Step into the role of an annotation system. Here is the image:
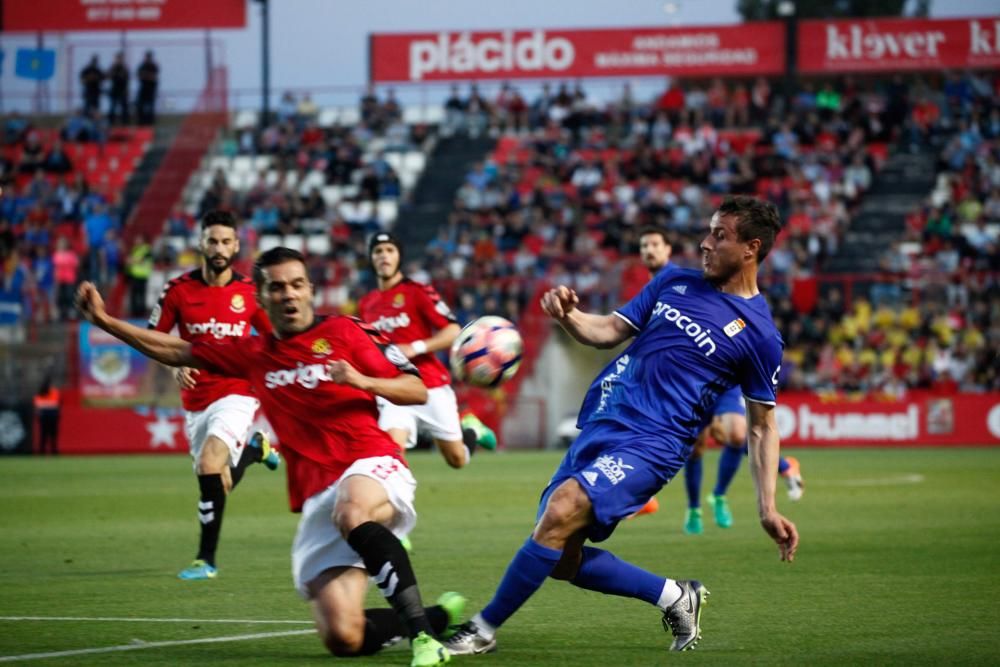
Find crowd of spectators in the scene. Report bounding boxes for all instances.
[189,87,420,244]
[3,71,998,397]
[415,72,999,395]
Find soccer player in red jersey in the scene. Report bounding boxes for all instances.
[149,210,280,581]
[360,232,495,468]
[77,247,457,667]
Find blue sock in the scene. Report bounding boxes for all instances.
[684,457,703,509]
[778,456,790,474]
[713,445,744,496]
[480,537,562,629]
[570,546,666,606]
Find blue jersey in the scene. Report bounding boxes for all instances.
[577,264,783,455]
[712,385,745,418]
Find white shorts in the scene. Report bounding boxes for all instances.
[377,385,462,449]
[184,394,260,470]
[291,456,418,598]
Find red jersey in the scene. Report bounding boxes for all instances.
[191,316,412,512]
[358,277,457,389]
[149,270,272,412]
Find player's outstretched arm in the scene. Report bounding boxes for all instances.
[327,360,428,405]
[540,285,634,349]
[398,322,461,359]
[746,400,799,562]
[75,281,199,368]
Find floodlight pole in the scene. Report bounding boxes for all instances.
[258,0,271,126]
[778,1,798,102]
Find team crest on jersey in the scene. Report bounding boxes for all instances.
[724,318,746,337]
[393,293,405,308]
[311,338,331,356]
[230,294,246,313]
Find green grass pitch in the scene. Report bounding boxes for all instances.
[2,448,999,665]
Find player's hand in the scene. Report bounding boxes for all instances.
[540,285,579,320]
[760,511,799,562]
[396,342,417,359]
[327,359,363,389]
[173,367,200,390]
[75,281,106,324]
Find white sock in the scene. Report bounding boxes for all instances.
[463,445,471,465]
[656,579,683,610]
[471,612,496,639]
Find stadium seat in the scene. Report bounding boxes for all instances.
[258,234,282,252]
[338,106,361,126]
[252,155,272,172]
[402,106,424,125]
[321,185,342,206]
[306,234,332,256]
[403,151,426,174]
[234,109,258,129]
[384,152,404,173]
[232,156,254,174]
[377,200,399,226]
[283,234,306,252]
[317,107,339,128]
[208,156,230,172]
[424,104,446,125]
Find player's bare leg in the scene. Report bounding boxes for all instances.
[706,414,744,529]
[178,436,231,580]
[683,431,708,534]
[179,433,277,580]
[435,437,470,469]
[334,474,448,666]
[386,428,411,453]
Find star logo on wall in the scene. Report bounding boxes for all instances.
[146,415,180,449]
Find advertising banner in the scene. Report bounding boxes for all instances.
[58,403,274,455]
[3,0,246,32]
[371,23,786,83]
[0,402,34,456]
[798,16,1000,73]
[78,321,181,407]
[777,391,1000,447]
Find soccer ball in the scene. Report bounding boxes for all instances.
[450,316,524,388]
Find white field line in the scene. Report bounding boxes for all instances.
[0,628,314,663]
[823,473,926,487]
[0,616,312,625]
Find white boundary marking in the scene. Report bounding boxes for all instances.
[0,616,312,625]
[0,629,314,663]
[826,473,926,487]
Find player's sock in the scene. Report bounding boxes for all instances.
[778,456,790,475]
[684,457,703,509]
[196,474,226,567]
[229,448,256,489]
[570,546,668,606]
[462,427,478,458]
[713,445,744,497]
[479,537,562,630]
[346,522,435,639]
[355,606,452,655]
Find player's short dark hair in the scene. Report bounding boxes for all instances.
[253,246,306,288]
[718,196,782,263]
[201,210,238,231]
[638,225,670,245]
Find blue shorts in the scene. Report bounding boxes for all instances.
[538,423,687,542]
[712,387,745,418]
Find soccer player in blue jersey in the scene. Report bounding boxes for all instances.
[445,196,799,655]
[628,225,804,534]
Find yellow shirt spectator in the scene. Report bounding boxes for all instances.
[898,306,921,331]
[873,306,896,330]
